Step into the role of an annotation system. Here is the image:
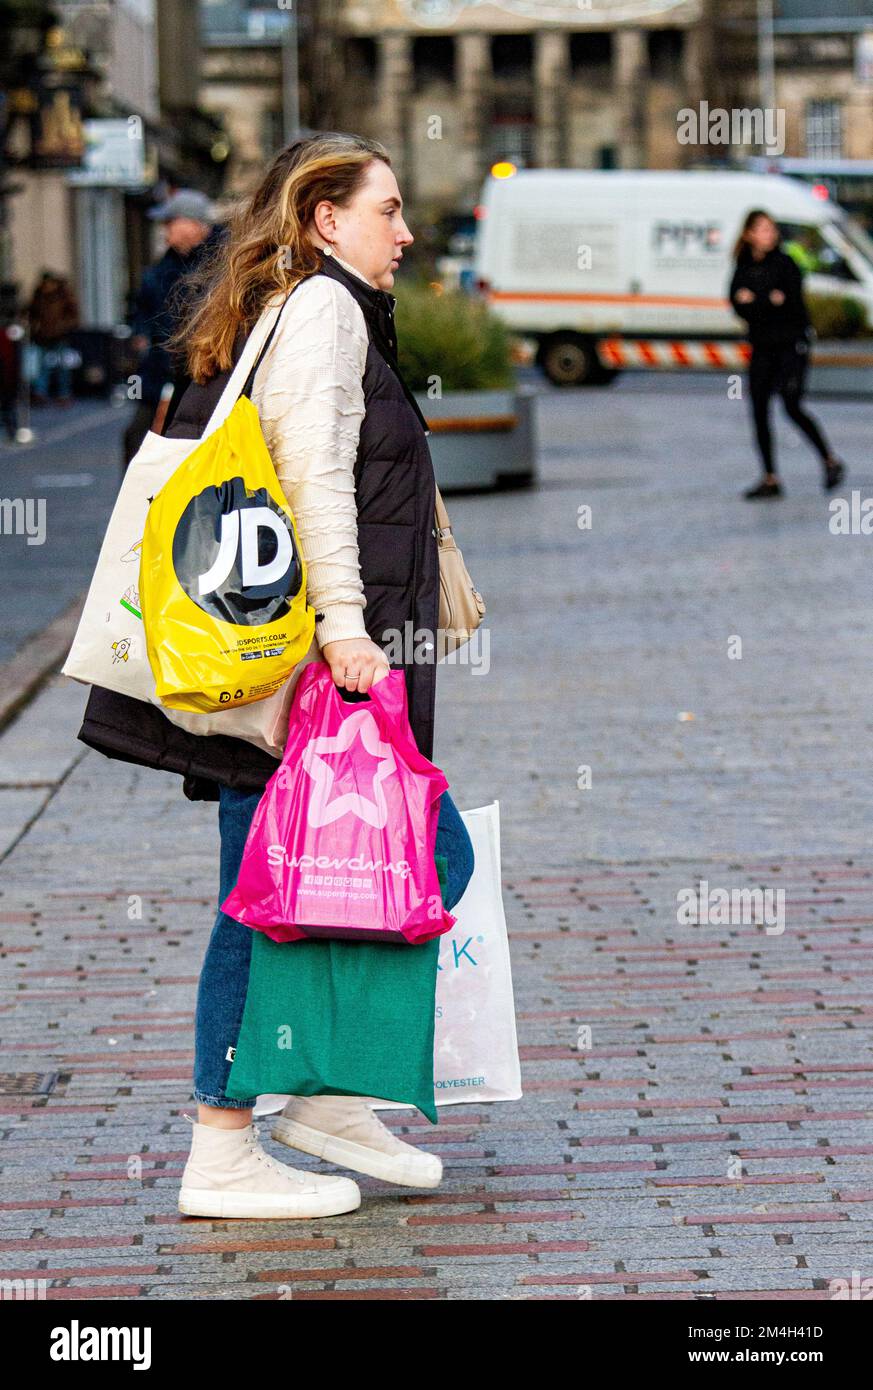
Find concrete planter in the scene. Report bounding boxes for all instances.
[809,341,873,397]
[413,385,537,491]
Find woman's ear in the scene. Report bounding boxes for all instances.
[312,200,338,246]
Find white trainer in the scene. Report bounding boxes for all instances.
[178,1118,361,1219]
[271,1095,443,1189]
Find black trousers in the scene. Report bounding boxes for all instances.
[748,340,831,475]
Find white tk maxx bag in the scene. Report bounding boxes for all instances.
[254,800,522,1118]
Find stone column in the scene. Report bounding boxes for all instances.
[614,27,648,168]
[456,31,491,204]
[376,31,413,189]
[534,29,570,168]
[679,22,712,164]
[682,21,709,108]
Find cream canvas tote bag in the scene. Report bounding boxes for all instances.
[62,292,316,756]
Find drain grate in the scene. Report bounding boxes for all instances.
[0,1072,60,1095]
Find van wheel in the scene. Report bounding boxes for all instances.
[539,335,613,387]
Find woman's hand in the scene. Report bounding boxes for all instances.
[734,288,755,304]
[769,288,786,306]
[321,637,391,693]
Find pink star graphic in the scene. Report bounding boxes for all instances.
[301,709,397,827]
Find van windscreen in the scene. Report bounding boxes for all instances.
[836,217,873,271]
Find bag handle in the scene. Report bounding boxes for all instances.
[201,288,295,439]
[434,482,452,540]
[239,290,295,400]
[301,660,406,721]
[296,661,438,775]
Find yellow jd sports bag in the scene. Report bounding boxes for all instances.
[139,291,315,714]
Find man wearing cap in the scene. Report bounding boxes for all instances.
[123,189,224,468]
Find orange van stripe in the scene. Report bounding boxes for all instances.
[489,290,729,309]
[425,414,518,433]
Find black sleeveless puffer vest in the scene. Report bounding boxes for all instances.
[76,251,440,801]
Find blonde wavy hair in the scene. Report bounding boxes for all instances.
[169,131,391,383]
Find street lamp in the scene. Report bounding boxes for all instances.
[757,0,777,150]
[281,5,300,144]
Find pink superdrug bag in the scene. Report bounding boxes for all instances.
[221,661,457,945]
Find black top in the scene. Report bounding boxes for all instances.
[728,246,811,349]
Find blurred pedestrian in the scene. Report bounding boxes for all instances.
[26,270,79,406]
[0,284,23,441]
[729,210,845,500]
[123,189,224,468]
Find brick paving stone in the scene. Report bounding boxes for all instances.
[1,383,872,1299]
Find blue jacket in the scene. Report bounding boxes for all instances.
[130,224,226,403]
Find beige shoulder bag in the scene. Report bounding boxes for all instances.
[435,484,486,654]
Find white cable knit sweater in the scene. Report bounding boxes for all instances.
[249,252,374,648]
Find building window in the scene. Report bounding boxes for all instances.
[491,111,534,168]
[491,33,533,79]
[201,2,293,41]
[648,28,684,81]
[805,100,842,159]
[346,37,377,83]
[569,32,612,74]
[413,36,455,90]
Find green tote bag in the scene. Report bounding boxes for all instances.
[225,856,449,1124]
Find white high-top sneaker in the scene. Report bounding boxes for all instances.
[271,1095,443,1189]
[178,1118,361,1219]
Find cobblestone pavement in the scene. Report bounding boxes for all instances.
[0,379,871,1300]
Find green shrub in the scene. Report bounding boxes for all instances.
[806,293,869,339]
[394,280,515,391]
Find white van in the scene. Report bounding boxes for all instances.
[473,170,873,384]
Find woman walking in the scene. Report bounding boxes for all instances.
[77,133,475,1219]
[729,209,845,500]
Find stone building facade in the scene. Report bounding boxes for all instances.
[710,1,873,162]
[199,1,873,219]
[331,0,709,210]
[201,0,712,210]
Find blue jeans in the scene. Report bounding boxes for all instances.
[192,784,475,1108]
[30,342,73,399]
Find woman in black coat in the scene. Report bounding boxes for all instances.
[729,209,845,500]
[79,133,476,1221]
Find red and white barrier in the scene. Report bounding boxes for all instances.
[597,339,752,370]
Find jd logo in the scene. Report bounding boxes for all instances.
[172,477,302,624]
